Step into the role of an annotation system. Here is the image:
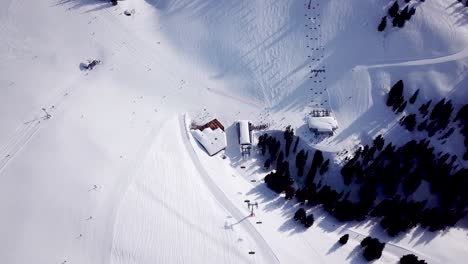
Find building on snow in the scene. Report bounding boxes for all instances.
[236,120,253,157]
[237,120,252,145]
[307,110,338,135]
[191,119,227,156]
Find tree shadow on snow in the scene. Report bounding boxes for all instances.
[366,221,408,244]
[246,184,288,214]
[330,103,397,145]
[413,228,440,246]
[144,0,233,19]
[54,0,113,13]
[346,245,370,264]
[143,0,171,11]
[446,2,468,27]
[278,217,309,235]
[366,220,442,246]
[316,212,351,234]
[326,241,342,255]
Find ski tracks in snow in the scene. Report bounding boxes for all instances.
[179,114,280,264]
[0,86,75,174]
[0,119,42,174]
[355,46,468,70]
[340,46,468,132]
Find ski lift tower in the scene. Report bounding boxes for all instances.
[42,108,51,120]
[244,200,258,217]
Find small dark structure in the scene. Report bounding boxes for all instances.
[80,59,101,71]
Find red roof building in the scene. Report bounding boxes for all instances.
[196,119,225,131]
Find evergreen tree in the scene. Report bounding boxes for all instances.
[304,214,314,228]
[378,16,387,31]
[267,137,281,161]
[319,159,330,175]
[387,80,404,109]
[264,164,293,194]
[392,13,400,27]
[295,150,308,177]
[373,135,385,151]
[418,100,432,117]
[285,185,295,200]
[455,105,468,160]
[258,134,266,155]
[400,5,411,21]
[400,254,427,264]
[312,150,324,168]
[305,162,318,186]
[292,137,300,153]
[284,126,294,157]
[388,1,400,18]
[430,99,446,120]
[276,151,284,169]
[401,113,417,131]
[438,127,454,140]
[455,104,468,123]
[360,236,372,247]
[341,161,355,186]
[409,7,416,18]
[361,238,385,261]
[397,101,407,113]
[417,119,427,131]
[402,173,422,195]
[339,234,349,245]
[293,208,306,222]
[396,13,406,27]
[295,188,308,203]
[409,89,419,104]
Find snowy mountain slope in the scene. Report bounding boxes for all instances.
[0,0,466,263]
[111,116,273,264]
[153,0,467,121]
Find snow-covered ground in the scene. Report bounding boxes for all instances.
[0,0,467,263]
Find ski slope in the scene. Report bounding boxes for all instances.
[0,0,467,263]
[111,116,274,264]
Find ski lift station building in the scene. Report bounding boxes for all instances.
[307,115,338,135]
[191,119,227,156]
[237,120,252,145]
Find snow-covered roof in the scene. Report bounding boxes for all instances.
[237,120,251,145]
[307,116,338,133]
[191,127,227,156]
